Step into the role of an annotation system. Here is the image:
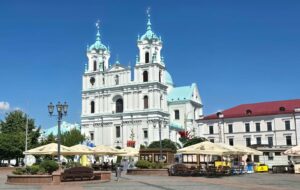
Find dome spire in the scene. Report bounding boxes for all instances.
[96,20,101,42]
[146,7,152,31]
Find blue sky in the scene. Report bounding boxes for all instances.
[0,0,300,129]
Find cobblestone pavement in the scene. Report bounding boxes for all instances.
[1,170,300,190]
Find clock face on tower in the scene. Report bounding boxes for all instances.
[90,77,95,85]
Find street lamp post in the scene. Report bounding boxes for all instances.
[158,117,163,162]
[48,101,68,164]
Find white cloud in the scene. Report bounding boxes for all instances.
[0,101,10,111]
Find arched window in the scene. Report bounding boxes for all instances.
[143,71,148,82]
[90,77,95,86]
[144,96,149,109]
[145,52,149,63]
[115,75,119,85]
[159,70,162,82]
[93,61,97,71]
[116,99,123,113]
[91,101,95,113]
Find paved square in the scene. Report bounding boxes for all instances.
[1,170,300,190]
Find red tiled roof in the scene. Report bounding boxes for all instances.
[202,99,300,120]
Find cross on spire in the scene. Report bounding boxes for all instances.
[95,20,101,42]
[96,20,100,30]
[146,7,152,31]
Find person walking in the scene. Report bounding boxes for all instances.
[116,165,122,182]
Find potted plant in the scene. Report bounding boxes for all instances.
[127,128,136,147]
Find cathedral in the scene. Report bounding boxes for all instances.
[81,12,203,148]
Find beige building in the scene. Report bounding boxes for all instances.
[197,99,300,166]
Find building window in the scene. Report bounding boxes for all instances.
[246,138,251,147]
[285,120,291,130]
[268,136,273,147]
[209,126,214,134]
[143,96,149,109]
[159,70,162,82]
[102,77,105,85]
[245,123,250,132]
[90,77,95,86]
[116,126,121,138]
[256,137,261,145]
[90,101,95,113]
[145,52,149,63]
[286,136,292,146]
[93,61,97,71]
[275,152,281,156]
[210,139,214,143]
[160,95,163,109]
[174,110,180,120]
[229,138,234,146]
[267,122,272,131]
[143,130,148,139]
[90,132,94,141]
[228,124,233,134]
[143,71,148,82]
[256,123,261,132]
[115,75,119,85]
[116,98,123,113]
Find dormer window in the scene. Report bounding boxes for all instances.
[279,107,286,112]
[145,52,149,63]
[246,109,252,116]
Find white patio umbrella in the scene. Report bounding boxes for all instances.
[69,144,94,155]
[177,141,236,155]
[92,145,125,155]
[116,147,139,157]
[215,143,246,155]
[23,143,76,156]
[234,145,263,156]
[283,145,300,156]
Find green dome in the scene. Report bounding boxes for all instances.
[165,71,173,86]
[139,12,161,42]
[88,31,108,52]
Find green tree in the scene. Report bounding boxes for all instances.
[183,137,207,148]
[148,139,178,151]
[0,110,41,165]
[40,133,56,145]
[61,129,85,147]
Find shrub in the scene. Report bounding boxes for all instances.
[65,161,82,169]
[37,167,46,175]
[12,165,46,175]
[135,160,151,169]
[150,162,164,169]
[40,160,59,174]
[28,165,40,175]
[13,168,26,175]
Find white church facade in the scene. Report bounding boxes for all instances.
[81,13,202,148]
